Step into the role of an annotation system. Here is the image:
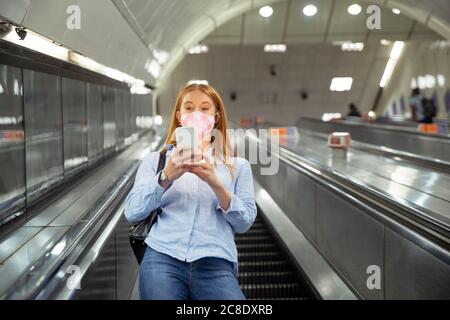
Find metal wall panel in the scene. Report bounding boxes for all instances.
[114,88,125,149]
[23,70,63,203]
[122,90,131,141]
[316,185,385,299]
[0,65,26,222]
[86,83,103,165]
[115,215,139,299]
[62,78,87,175]
[284,166,317,242]
[102,86,115,155]
[384,228,450,299]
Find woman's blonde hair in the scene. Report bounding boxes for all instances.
[161,83,236,180]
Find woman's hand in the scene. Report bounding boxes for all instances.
[187,163,221,188]
[164,146,203,182]
[188,163,232,211]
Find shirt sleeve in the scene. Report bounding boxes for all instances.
[216,158,257,234]
[124,152,167,224]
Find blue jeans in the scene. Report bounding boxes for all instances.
[139,246,246,300]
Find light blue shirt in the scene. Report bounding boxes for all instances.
[124,145,257,263]
[411,95,424,120]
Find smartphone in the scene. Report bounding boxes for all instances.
[175,127,198,150]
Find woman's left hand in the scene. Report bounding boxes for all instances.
[188,162,232,211]
[187,163,221,189]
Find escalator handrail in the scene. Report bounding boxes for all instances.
[241,130,450,264]
[298,117,450,141]
[1,136,164,299]
[297,128,450,174]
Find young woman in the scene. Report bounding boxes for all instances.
[124,83,257,300]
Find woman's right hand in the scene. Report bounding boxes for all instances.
[163,146,203,182]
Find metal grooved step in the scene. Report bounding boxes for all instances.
[236,217,312,300]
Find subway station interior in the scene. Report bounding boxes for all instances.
[0,0,449,301]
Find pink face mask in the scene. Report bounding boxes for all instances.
[180,111,215,142]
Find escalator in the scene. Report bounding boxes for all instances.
[236,213,315,300]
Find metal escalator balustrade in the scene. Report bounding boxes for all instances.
[236,216,314,300]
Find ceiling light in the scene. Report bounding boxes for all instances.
[145,59,160,78]
[264,44,287,53]
[341,42,364,51]
[379,41,404,88]
[188,44,209,54]
[303,5,318,17]
[380,39,392,46]
[392,8,401,15]
[152,49,169,65]
[347,4,362,15]
[154,115,163,125]
[3,28,68,61]
[437,74,446,87]
[187,80,209,85]
[259,6,273,18]
[330,77,353,92]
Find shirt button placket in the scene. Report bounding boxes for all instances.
[185,175,200,261]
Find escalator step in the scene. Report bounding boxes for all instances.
[243,229,270,235]
[240,283,304,299]
[235,235,272,243]
[238,260,291,273]
[235,243,277,251]
[238,251,284,261]
[238,271,297,285]
[235,213,313,300]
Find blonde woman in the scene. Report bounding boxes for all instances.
[125,83,257,300]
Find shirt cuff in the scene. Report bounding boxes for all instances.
[216,193,236,215]
[153,171,168,196]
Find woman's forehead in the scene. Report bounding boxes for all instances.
[182,90,214,104]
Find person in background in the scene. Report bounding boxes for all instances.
[347,103,361,117]
[410,88,425,123]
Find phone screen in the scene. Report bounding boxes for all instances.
[175,127,198,150]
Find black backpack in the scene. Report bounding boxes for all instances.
[422,97,437,118]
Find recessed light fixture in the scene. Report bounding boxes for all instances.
[187,79,209,85]
[303,4,318,17]
[188,44,209,54]
[392,8,401,15]
[380,39,392,46]
[341,42,364,51]
[347,4,362,15]
[330,77,353,92]
[264,44,287,53]
[259,6,273,18]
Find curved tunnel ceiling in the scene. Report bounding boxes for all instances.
[0,0,449,89]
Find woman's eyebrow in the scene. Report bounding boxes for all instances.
[183,101,211,105]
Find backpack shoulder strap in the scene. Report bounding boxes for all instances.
[157,150,167,173]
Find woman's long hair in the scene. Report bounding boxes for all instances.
[161,83,235,180]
